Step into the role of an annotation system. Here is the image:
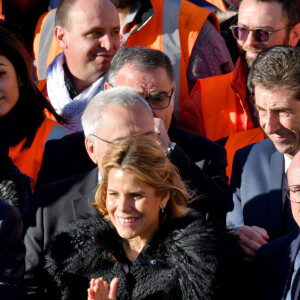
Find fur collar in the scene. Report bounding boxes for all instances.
[45,212,240,300]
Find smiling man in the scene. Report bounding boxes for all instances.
[23,87,157,299]
[196,0,300,145]
[254,151,300,300]
[45,0,120,131]
[234,0,300,67]
[227,46,300,263]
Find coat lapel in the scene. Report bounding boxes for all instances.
[71,167,99,220]
[282,231,300,299]
[268,148,284,240]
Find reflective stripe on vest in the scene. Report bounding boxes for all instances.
[162,0,181,119]
[38,9,56,80]
[126,0,217,121]
[9,118,69,188]
[45,124,70,148]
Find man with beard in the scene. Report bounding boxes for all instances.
[227,46,300,260]
[234,0,299,67]
[226,45,300,300]
[198,0,300,181]
[197,0,300,144]
[33,0,233,133]
[34,0,120,131]
[108,0,234,133]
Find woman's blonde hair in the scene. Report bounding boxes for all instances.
[94,136,189,223]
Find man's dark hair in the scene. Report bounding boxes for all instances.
[55,0,78,28]
[108,46,174,86]
[248,45,300,100]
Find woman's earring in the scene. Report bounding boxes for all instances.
[161,206,165,213]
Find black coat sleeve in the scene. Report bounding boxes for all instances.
[0,200,25,299]
[168,143,228,223]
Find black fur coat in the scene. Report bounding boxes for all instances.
[45,212,240,300]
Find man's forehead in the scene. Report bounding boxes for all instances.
[101,103,152,125]
[68,0,117,26]
[288,165,300,183]
[116,65,171,97]
[238,0,285,24]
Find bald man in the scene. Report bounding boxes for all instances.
[254,151,300,300]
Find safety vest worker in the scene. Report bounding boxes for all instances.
[33,0,231,131]
[178,57,257,140]
[9,117,69,189]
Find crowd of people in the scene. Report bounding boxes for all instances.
[0,0,300,299]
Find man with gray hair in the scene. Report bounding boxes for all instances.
[105,46,228,220]
[24,87,158,298]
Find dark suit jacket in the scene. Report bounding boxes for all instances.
[0,199,25,299]
[36,131,95,186]
[227,138,293,241]
[254,229,300,300]
[24,168,99,299]
[37,125,228,218]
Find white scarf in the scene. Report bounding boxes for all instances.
[47,53,107,132]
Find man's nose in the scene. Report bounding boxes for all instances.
[262,112,281,135]
[100,34,114,51]
[243,30,260,48]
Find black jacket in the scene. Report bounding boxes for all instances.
[44,213,240,300]
[37,126,228,220]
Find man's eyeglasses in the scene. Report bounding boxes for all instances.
[89,127,160,144]
[144,87,174,110]
[89,134,114,144]
[230,25,290,44]
[285,185,300,203]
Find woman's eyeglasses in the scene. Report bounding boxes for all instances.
[230,25,289,44]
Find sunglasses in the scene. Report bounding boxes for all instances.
[230,25,289,44]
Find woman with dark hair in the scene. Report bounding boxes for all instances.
[0,27,68,188]
[45,136,241,300]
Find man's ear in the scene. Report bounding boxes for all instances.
[104,82,112,90]
[55,26,68,49]
[288,23,300,47]
[85,137,98,164]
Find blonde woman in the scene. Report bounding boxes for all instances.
[45,136,240,300]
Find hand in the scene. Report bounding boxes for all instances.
[87,277,118,300]
[154,118,170,152]
[235,225,269,262]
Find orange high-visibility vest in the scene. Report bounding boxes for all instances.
[33,0,219,122]
[125,0,219,122]
[0,0,5,23]
[33,9,62,81]
[206,0,227,12]
[225,128,265,180]
[178,57,255,140]
[9,117,69,188]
